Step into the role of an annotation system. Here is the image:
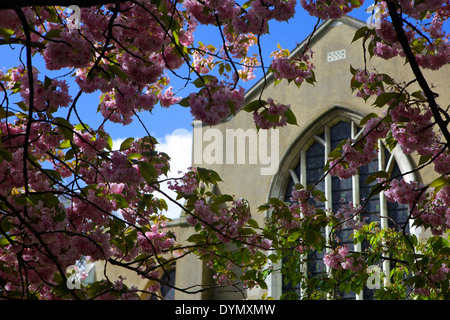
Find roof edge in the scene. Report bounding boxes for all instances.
[243,15,366,103]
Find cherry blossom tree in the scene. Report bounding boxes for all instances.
[0,0,448,300]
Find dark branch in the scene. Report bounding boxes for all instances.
[386,1,450,146]
[0,0,129,10]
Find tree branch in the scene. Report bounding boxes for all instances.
[0,0,129,10]
[386,0,450,146]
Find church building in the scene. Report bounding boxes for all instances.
[94,15,450,300]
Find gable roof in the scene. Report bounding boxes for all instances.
[244,15,366,103]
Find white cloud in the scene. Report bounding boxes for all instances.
[112,137,126,151]
[155,129,193,219]
[156,128,193,179]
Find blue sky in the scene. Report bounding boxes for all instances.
[0,3,442,218]
[0,4,375,139]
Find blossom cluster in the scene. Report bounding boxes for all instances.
[407,185,450,236]
[300,0,365,20]
[232,0,297,35]
[252,98,291,129]
[413,262,450,296]
[193,45,216,75]
[368,1,450,70]
[0,0,449,300]
[323,245,365,272]
[289,187,318,218]
[168,169,199,195]
[269,47,315,85]
[390,102,437,156]
[188,77,246,125]
[9,66,72,111]
[328,116,389,180]
[137,224,176,255]
[352,68,385,99]
[384,179,425,208]
[187,198,253,244]
[43,30,93,70]
[334,202,365,230]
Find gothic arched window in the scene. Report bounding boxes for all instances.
[145,265,176,300]
[266,109,417,300]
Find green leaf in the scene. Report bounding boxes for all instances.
[65,148,74,161]
[0,217,13,234]
[43,76,53,90]
[214,194,234,205]
[227,99,236,115]
[262,230,278,246]
[105,135,113,151]
[328,149,342,160]
[305,229,321,243]
[370,182,386,196]
[74,123,90,132]
[109,193,128,209]
[305,70,316,85]
[349,0,363,6]
[384,131,398,152]
[284,108,297,125]
[258,204,271,211]
[0,148,12,162]
[418,154,432,166]
[139,161,158,183]
[44,6,60,23]
[240,228,256,236]
[360,112,379,126]
[323,161,330,173]
[16,193,60,207]
[247,219,259,229]
[42,168,63,182]
[59,139,72,149]
[197,167,222,183]
[242,0,252,9]
[0,236,12,247]
[311,189,327,202]
[192,75,215,88]
[430,176,448,191]
[55,117,73,140]
[287,231,302,242]
[258,279,268,290]
[0,107,15,119]
[128,153,142,160]
[352,26,369,43]
[242,100,267,112]
[172,29,180,46]
[120,137,135,151]
[187,234,204,243]
[373,92,401,108]
[0,28,14,41]
[14,101,28,112]
[108,64,128,81]
[45,28,62,39]
[178,97,190,108]
[365,170,390,184]
[439,247,450,256]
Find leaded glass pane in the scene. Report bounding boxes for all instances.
[305,141,327,291]
[280,120,412,301]
[306,141,325,209]
[284,177,296,201]
[330,122,356,299]
[330,122,351,150]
